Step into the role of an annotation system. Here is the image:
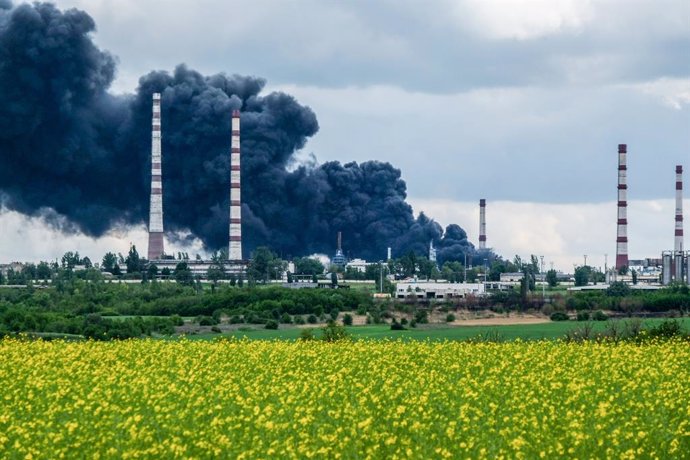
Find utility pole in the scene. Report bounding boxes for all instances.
[464,252,468,283]
[379,261,383,293]
[540,255,545,298]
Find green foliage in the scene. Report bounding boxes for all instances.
[576,311,590,321]
[264,320,279,330]
[550,312,569,321]
[574,266,590,287]
[321,321,349,342]
[606,281,631,297]
[298,328,316,341]
[248,247,286,283]
[342,313,353,326]
[592,311,608,321]
[174,262,194,286]
[307,314,318,324]
[293,258,325,276]
[414,310,428,324]
[546,269,558,287]
[646,319,685,340]
[446,313,456,322]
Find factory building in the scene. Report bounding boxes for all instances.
[396,282,485,300]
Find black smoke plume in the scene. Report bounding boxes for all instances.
[0,2,485,264]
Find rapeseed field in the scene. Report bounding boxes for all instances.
[0,338,688,459]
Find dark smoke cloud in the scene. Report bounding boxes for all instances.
[0,2,485,263]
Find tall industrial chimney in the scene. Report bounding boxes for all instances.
[479,199,487,250]
[674,165,684,280]
[615,144,629,270]
[675,165,683,252]
[147,93,164,260]
[228,109,242,260]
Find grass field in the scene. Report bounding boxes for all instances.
[184,317,690,341]
[1,338,687,458]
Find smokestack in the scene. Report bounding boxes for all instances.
[147,93,164,260]
[615,144,629,270]
[228,109,242,260]
[479,199,486,250]
[337,231,342,253]
[387,247,392,261]
[675,165,683,253]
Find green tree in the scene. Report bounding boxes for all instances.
[546,269,558,287]
[247,247,285,283]
[36,262,52,280]
[574,266,590,287]
[174,262,194,286]
[61,251,81,269]
[102,252,118,274]
[331,272,338,286]
[441,261,464,282]
[632,269,638,285]
[147,264,159,280]
[125,245,142,274]
[294,257,325,276]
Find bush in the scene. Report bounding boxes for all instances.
[342,314,353,326]
[280,313,293,324]
[307,314,318,324]
[550,312,569,321]
[294,315,306,325]
[329,308,340,321]
[321,321,349,342]
[400,317,408,325]
[414,310,429,324]
[390,321,406,331]
[197,315,218,326]
[210,326,221,333]
[646,319,685,339]
[265,320,279,330]
[299,328,315,341]
[170,314,184,326]
[446,313,456,323]
[410,319,417,328]
[229,315,244,324]
[576,311,590,321]
[593,310,608,321]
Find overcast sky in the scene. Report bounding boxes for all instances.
[2,0,689,270]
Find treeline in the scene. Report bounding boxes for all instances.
[0,281,373,338]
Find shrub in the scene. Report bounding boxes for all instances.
[550,312,569,321]
[329,308,340,321]
[210,326,221,333]
[307,314,318,324]
[576,311,590,321]
[265,320,279,330]
[400,317,408,325]
[356,305,367,315]
[646,319,685,340]
[446,313,456,323]
[294,315,306,325]
[229,315,244,324]
[170,314,184,326]
[321,321,349,342]
[197,316,218,326]
[299,328,315,341]
[342,314,353,326]
[390,321,406,331]
[414,310,429,324]
[280,313,293,324]
[592,311,608,321]
[410,319,417,328]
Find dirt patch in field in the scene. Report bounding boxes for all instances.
[450,317,551,326]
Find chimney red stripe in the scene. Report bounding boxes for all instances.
[617,201,627,207]
[617,237,628,243]
[230,236,242,242]
[230,218,241,224]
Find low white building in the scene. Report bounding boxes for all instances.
[346,258,371,272]
[395,282,485,299]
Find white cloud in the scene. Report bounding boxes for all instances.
[409,198,676,272]
[624,78,690,110]
[0,210,205,264]
[458,0,593,40]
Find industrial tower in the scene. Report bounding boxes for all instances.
[147,93,164,260]
[615,144,629,270]
[674,165,684,280]
[479,199,487,250]
[229,109,243,260]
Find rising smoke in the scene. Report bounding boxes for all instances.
[0,2,485,264]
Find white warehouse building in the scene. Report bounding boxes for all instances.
[396,282,485,300]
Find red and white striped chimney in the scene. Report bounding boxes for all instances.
[479,199,487,250]
[675,165,683,252]
[147,93,164,260]
[615,144,629,270]
[228,109,242,260]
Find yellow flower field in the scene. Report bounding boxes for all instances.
[0,338,688,459]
